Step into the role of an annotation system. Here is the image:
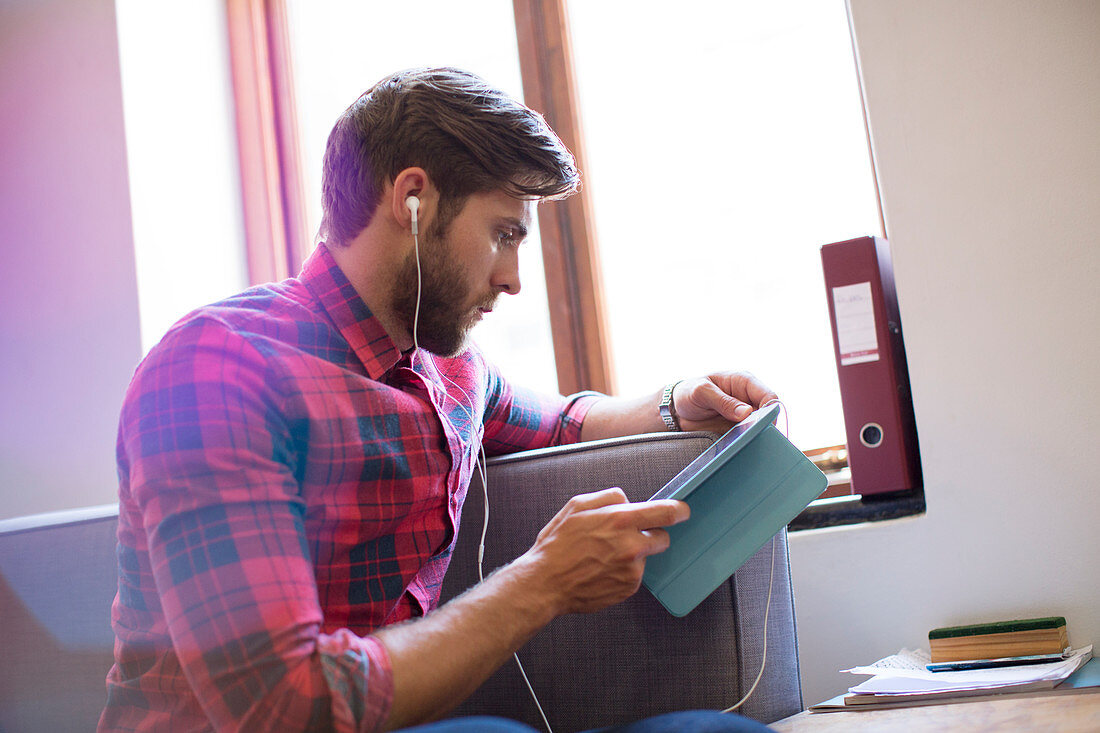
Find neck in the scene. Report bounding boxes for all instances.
[326,224,415,352]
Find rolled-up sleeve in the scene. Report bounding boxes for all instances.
[481,359,604,455]
[111,316,394,732]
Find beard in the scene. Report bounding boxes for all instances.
[391,222,493,358]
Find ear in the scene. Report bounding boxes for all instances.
[391,167,437,233]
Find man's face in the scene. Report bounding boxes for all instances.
[392,190,533,357]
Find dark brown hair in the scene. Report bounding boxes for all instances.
[319,67,579,245]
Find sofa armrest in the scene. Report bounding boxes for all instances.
[0,505,119,732]
[440,432,803,729]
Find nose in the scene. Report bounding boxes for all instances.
[492,249,521,296]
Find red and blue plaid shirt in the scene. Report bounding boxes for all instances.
[100,244,598,732]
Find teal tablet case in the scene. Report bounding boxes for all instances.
[643,404,827,617]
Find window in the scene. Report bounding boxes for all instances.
[566,0,882,451]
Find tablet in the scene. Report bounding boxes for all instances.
[642,403,827,617]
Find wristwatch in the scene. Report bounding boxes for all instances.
[659,381,682,432]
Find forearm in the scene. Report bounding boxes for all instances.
[375,555,557,730]
[579,389,665,442]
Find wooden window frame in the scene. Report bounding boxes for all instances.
[512,0,616,396]
[225,0,310,285]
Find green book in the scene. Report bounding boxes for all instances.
[929,617,1067,640]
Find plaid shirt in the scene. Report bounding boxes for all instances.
[100,244,598,732]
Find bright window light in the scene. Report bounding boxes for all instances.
[567,0,882,448]
[115,0,248,353]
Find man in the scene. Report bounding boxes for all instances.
[100,68,776,732]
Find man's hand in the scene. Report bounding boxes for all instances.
[514,488,690,615]
[672,371,778,433]
[580,370,778,442]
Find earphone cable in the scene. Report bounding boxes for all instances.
[410,217,553,733]
[722,399,787,714]
[411,228,422,357]
[722,536,775,713]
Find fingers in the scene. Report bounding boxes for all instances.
[598,499,690,531]
[564,487,629,512]
[535,487,630,542]
[692,379,755,422]
[639,528,672,557]
[728,371,779,410]
[574,499,688,567]
[676,372,780,426]
[525,496,691,615]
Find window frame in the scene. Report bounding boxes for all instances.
[225,0,310,284]
[512,0,616,396]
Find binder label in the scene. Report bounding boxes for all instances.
[833,282,880,365]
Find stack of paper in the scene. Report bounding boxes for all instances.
[809,645,1093,712]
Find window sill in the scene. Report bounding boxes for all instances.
[792,446,926,531]
[789,488,926,532]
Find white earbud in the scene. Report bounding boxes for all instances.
[405,196,420,236]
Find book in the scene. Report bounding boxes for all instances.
[929,617,1068,663]
[926,651,1068,672]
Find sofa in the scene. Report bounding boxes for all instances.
[0,431,802,732]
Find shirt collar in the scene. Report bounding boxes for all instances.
[300,243,402,380]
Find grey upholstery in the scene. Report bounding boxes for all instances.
[0,505,118,733]
[441,432,802,730]
[0,432,801,733]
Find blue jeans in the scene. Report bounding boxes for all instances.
[399,711,774,732]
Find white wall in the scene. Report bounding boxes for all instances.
[789,0,1100,705]
[0,0,143,519]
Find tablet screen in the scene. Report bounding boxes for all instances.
[649,403,780,502]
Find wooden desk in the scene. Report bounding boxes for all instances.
[772,690,1100,732]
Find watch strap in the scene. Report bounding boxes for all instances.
[659,380,683,432]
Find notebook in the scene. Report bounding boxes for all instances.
[643,403,827,616]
